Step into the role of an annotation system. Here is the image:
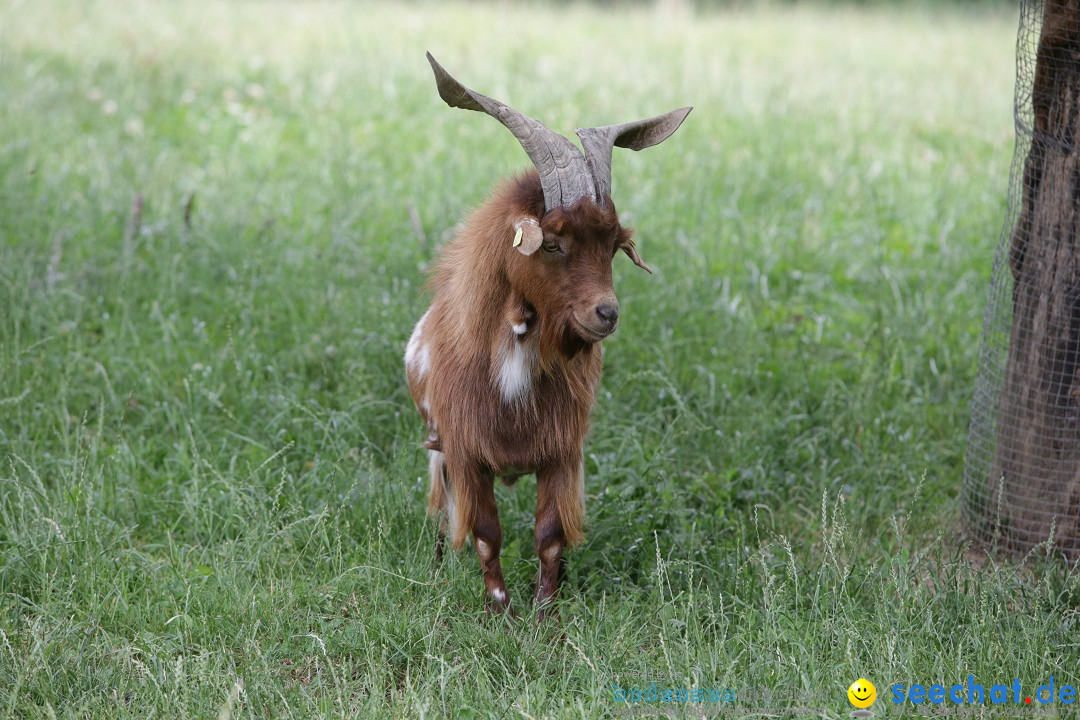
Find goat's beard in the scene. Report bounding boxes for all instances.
[570,316,608,344]
[531,305,606,362]
[535,310,597,361]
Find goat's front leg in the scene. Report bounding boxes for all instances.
[534,455,584,621]
[475,480,511,614]
[447,458,511,614]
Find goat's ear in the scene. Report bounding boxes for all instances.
[512,217,543,256]
[622,237,652,274]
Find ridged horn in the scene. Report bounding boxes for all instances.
[426,52,595,211]
[575,107,693,203]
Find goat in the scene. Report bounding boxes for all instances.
[406,53,690,618]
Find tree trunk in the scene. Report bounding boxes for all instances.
[993,0,1080,559]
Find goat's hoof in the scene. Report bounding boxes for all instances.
[434,533,446,563]
[485,595,514,618]
[534,597,559,623]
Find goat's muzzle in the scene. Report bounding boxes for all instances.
[573,299,620,342]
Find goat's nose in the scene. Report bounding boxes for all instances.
[595,303,619,328]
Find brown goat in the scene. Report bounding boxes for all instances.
[406,53,690,617]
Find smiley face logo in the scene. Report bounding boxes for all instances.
[847,678,877,710]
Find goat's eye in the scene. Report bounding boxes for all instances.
[541,238,563,255]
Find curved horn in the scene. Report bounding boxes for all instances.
[575,107,693,203]
[426,52,595,211]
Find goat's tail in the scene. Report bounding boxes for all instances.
[426,450,446,518]
[427,450,475,550]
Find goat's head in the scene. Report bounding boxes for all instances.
[506,192,628,344]
[426,52,691,345]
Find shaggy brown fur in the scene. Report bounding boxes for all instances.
[405,170,642,615]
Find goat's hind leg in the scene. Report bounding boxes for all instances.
[427,450,449,562]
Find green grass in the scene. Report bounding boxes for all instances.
[1,0,1077,718]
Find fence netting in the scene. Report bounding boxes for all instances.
[965,0,1080,562]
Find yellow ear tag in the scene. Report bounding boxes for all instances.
[513,226,523,248]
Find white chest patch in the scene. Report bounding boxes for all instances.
[496,335,536,404]
[405,310,431,378]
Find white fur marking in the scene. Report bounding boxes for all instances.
[405,310,430,378]
[496,337,535,403]
[492,588,507,603]
[417,344,430,378]
[431,450,459,540]
[428,450,444,498]
[512,321,527,336]
[445,490,456,535]
[476,539,492,560]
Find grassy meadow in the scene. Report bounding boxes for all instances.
[2,0,1077,717]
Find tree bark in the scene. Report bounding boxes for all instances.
[993,0,1080,560]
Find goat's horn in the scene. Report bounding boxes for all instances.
[426,52,595,211]
[575,107,693,203]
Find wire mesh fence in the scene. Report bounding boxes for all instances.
[965,0,1080,562]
